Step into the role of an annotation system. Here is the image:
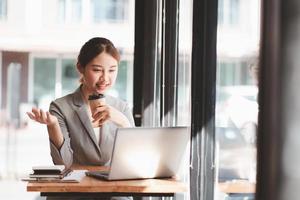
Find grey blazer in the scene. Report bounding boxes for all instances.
[48,86,135,168]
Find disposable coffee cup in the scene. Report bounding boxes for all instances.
[88,93,105,114]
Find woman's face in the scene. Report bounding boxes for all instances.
[80,52,118,94]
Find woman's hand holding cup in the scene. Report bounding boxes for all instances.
[88,93,108,127]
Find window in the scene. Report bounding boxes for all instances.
[0,0,135,198]
[6,63,22,122]
[90,0,128,22]
[33,58,56,110]
[61,58,79,96]
[218,61,252,86]
[32,56,133,110]
[58,0,82,24]
[218,0,240,26]
[71,0,82,22]
[58,0,66,23]
[0,0,7,20]
[177,0,193,126]
[215,0,260,198]
[109,60,133,105]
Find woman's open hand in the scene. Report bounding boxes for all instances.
[27,107,63,148]
[26,107,58,126]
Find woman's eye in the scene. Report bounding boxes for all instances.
[109,70,116,73]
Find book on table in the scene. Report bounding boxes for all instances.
[29,165,72,179]
[22,165,87,183]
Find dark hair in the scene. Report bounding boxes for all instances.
[77,37,120,68]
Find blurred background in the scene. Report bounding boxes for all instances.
[0,1,135,199]
[0,0,260,199]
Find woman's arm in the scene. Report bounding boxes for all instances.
[48,102,73,168]
[27,108,64,148]
[27,104,73,168]
[46,118,64,148]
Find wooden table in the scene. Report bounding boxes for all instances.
[218,180,255,194]
[27,166,187,198]
[218,179,255,199]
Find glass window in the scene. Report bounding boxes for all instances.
[0,0,135,198]
[58,0,66,23]
[33,58,56,110]
[106,60,133,105]
[61,58,79,96]
[33,57,133,108]
[71,0,82,23]
[0,0,7,20]
[58,0,82,23]
[218,0,224,25]
[229,0,239,25]
[90,0,128,22]
[177,0,192,126]
[215,0,260,199]
[218,61,251,86]
[6,63,21,123]
[218,0,240,26]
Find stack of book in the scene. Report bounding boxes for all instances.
[22,165,88,183]
[28,165,72,182]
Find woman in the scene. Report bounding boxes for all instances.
[27,37,135,168]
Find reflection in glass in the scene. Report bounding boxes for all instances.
[215,0,260,199]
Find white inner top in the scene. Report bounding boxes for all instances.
[93,127,100,144]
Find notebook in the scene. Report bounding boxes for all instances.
[86,126,189,180]
[29,165,72,178]
[22,170,86,183]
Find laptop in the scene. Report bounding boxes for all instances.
[86,126,189,180]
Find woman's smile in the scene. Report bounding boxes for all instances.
[96,83,109,91]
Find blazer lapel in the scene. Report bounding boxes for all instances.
[72,87,101,154]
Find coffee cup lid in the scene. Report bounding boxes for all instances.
[88,93,105,100]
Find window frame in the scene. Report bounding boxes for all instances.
[256,0,281,199]
[133,0,161,127]
[190,0,218,199]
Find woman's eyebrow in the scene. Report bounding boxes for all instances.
[91,64,103,68]
[91,64,118,68]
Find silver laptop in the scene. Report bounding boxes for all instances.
[86,126,189,180]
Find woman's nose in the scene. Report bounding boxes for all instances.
[100,71,109,82]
